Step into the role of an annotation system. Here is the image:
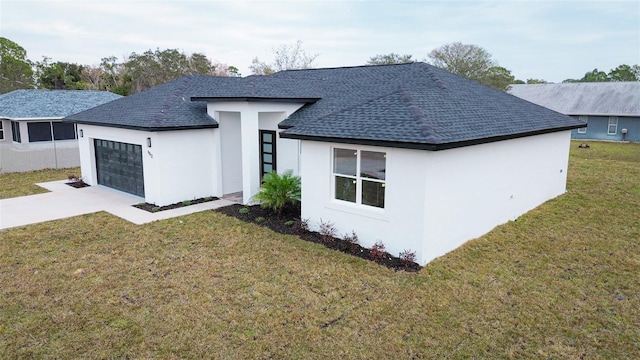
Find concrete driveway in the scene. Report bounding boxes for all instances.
[0,180,234,230]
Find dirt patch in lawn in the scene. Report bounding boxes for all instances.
[215,203,421,272]
[134,196,219,213]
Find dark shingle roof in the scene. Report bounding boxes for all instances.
[277,63,584,149]
[508,82,640,116]
[63,63,584,149]
[0,90,121,119]
[64,76,222,130]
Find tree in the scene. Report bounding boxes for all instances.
[580,68,610,82]
[250,40,318,75]
[35,58,86,90]
[0,37,34,94]
[481,66,516,91]
[526,78,548,84]
[367,53,414,65]
[427,42,497,83]
[608,64,639,81]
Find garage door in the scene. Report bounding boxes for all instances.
[94,139,145,197]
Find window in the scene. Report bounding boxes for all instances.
[27,121,76,142]
[52,122,76,140]
[11,121,21,143]
[608,117,618,135]
[259,130,277,179]
[578,116,587,134]
[28,122,53,142]
[0,121,4,140]
[333,148,386,208]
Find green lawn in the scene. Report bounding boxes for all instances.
[0,167,80,199]
[1,142,638,359]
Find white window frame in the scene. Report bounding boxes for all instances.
[577,116,587,134]
[608,116,618,135]
[0,120,4,141]
[332,147,386,209]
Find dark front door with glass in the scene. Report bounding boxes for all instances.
[260,130,277,179]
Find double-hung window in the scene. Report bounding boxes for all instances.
[333,148,386,208]
[578,116,587,134]
[608,117,618,135]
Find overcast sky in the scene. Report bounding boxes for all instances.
[1,0,639,83]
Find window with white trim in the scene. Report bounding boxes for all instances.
[0,121,4,140]
[608,116,618,135]
[578,116,587,134]
[333,148,386,208]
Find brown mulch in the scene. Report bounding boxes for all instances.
[214,203,421,272]
[66,180,90,188]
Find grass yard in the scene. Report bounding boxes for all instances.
[1,141,638,358]
[0,167,80,200]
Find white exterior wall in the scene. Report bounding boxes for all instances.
[300,141,429,262]
[77,125,217,206]
[300,131,572,265]
[421,131,571,264]
[207,101,304,203]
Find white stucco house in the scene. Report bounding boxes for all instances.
[0,90,121,173]
[64,63,584,265]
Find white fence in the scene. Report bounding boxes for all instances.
[0,141,80,173]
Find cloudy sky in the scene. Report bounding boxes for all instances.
[2,0,639,83]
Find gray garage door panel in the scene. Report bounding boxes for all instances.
[94,139,145,197]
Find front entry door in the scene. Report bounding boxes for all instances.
[260,130,277,180]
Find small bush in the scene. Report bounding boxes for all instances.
[68,174,79,182]
[152,207,161,213]
[255,216,265,223]
[284,220,295,227]
[342,230,359,250]
[296,218,310,232]
[318,219,337,242]
[239,207,249,214]
[182,200,192,206]
[370,240,387,261]
[251,170,301,215]
[204,196,213,202]
[399,249,417,267]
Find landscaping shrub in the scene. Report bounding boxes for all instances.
[252,170,301,215]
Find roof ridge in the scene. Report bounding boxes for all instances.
[396,88,439,142]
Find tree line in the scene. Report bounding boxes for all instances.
[1,37,638,96]
[0,37,239,95]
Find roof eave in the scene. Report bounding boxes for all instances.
[190,96,321,104]
[280,125,583,151]
[63,119,219,132]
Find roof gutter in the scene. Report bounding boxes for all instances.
[62,119,219,132]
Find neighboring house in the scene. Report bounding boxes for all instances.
[0,90,121,173]
[64,63,583,265]
[508,82,640,143]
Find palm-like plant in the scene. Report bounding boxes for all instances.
[252,170,301,215]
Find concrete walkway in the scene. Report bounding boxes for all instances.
[0,180,235,230]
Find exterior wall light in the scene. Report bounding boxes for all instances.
[147,137,152,148]
[79,129,83,138]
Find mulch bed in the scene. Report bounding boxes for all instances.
[215,203,421,272]
[66,180,90,188]
[134,197,219,213]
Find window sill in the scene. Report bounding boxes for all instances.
[325,199,388,221]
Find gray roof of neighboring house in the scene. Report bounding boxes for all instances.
[0,90,121,119]
[64,63,584,150]
[508,82,640,117]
